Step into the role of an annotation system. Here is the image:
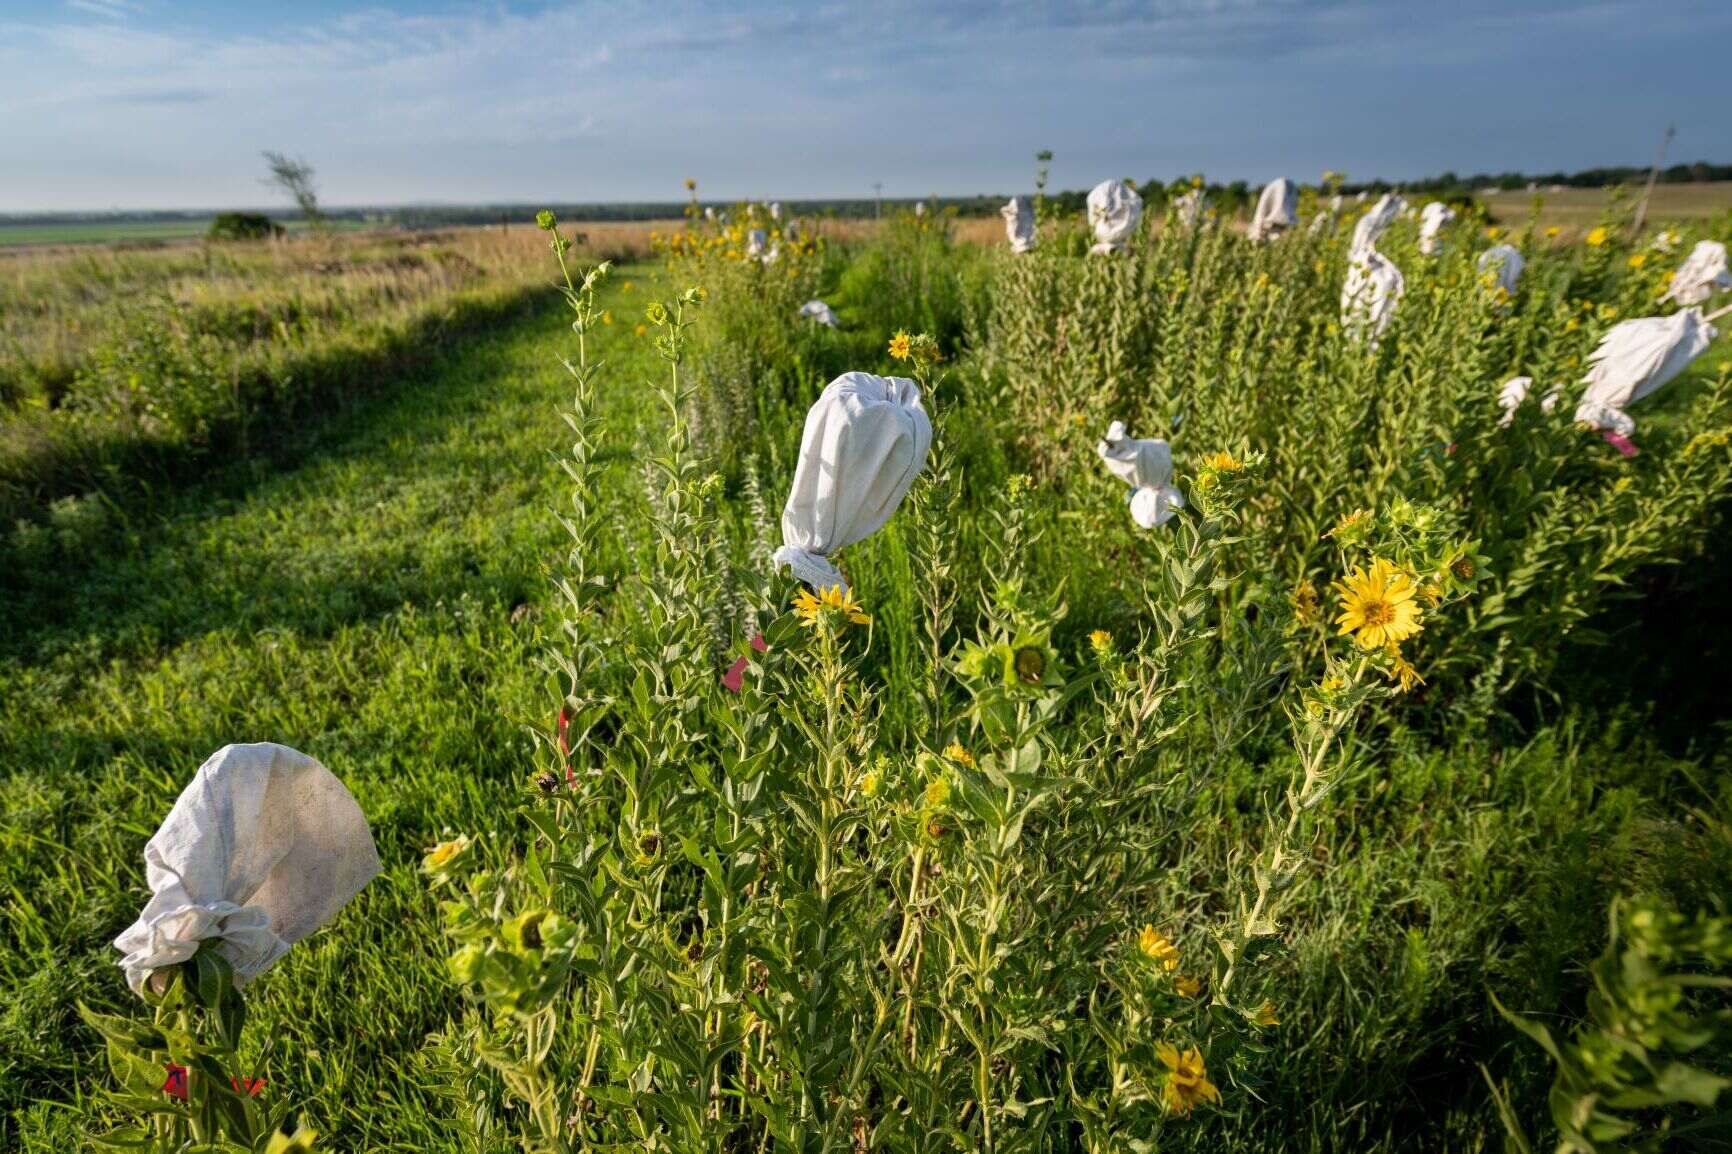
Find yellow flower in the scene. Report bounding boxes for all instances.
[684,178,696,191]
[924,775,951,809]
[1249,1000,1280,1028]
[601,311,613,325]
[1325,508,1372,542]
[1387,645,1424,693]
[1545,226,1561,239]
[1156,1043,1220,1116]
[1333,558,1424,650]
[1485,226,1500,240]
[1201,451,1243,473]
[792,584,871,630]
[1174,973,1203,998]
[1088,628,1113,653]
[1586,227,1608,247]
[623,281,634,292]
[1419,582,1443,609]
[943,742,976,769]
[860,770,881,798]
[1628,253,1647,269]
[1138,925,1180,971]
[634,323,647,337]
[423,834,473,874]
[888,330,912,361]
[1290,579,1320,625]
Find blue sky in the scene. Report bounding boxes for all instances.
[1,0,1729,212]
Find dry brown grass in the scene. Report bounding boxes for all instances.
[1480,181,1732,232]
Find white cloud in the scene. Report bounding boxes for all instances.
[1,0,1729,211]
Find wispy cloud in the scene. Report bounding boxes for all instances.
[1,0,1728,211]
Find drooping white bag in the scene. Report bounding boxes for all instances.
[1497,376,1561,427]
[1663,240,1732,306]
[1574,308,1717,435]
[1478,244,1525,296]
[775,372,932,591]
[1342,249,1405,341]
[113,743,380,995]
[1418,202,1455,255]
[704,206,716,222]
[768,201,782,221]
[1248,178,1297,242]
[1097,421,1185,528]
[1002,195,1036,253]
[746,228,767,259]
[798,299,839,328]
[1174,188,1206,230]
[1087,179,1143,254]
[1350,193,1406,256]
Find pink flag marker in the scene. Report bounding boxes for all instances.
[1600,430,1639,457]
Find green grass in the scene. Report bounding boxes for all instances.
[0,265,667,1150]
[0,219,361,248]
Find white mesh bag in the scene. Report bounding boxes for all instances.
[1248,178,1298,242]
[1575,308,1717,435]
[1497,376,1561,427]
[1663,241,1732,306]
[1478,244,1525,296]
[1342,249,1405,341]
[1418,202,1456,255]
[113,743,380,995]
[775,372,932,591]
[1097,421,1185,528]
[1350,193,1406,255]
[1174,188,1206,230]
[1088,179,1143,254]
[1002,195,1036,253]
[798,299,839,328]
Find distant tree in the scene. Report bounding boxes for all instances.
[207,212,283,242]
[261,152,325,230]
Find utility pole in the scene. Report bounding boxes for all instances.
[873,182,883,219]
[1632,123,1675,235]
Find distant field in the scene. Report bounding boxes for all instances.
[1480,180,1732,229]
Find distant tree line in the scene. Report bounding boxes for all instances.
[8,158,1727,233]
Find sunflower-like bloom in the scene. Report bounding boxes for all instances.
[793,585,871,630]
[1201,450,1244,473]
[1333,558,1423,650]
[1138,925,1180,971]
[1156,1043,1221,1115]
[942,742,976,769]
[1088,629,1113,653]
[1586,227,1608,247]
[1289,579,1320,625]
[1174,973,1203,998]
[1249,1000,1280,1028]
[1387,646,1424,693]
[888,330,912,361]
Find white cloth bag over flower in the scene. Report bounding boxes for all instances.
[1097,421,1185,529]
[114,743,380,995]
[1350,193,1406,256]
[1497,376,1561,427]
[1087,179,1142,254]
[1418,202,1455,255]
[775,372,932,592]
[798,300,839,328]
[1174,188,1206,229]
[1002,195,1036,253]
[1248,178,1297,241]
[1342,249,1405,341]
[1478,244,1525,296]
[1663,241,1732,306]
[1574,308,1717,435]
[746,228,767,259]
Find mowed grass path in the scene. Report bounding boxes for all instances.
[0,264,663,1150]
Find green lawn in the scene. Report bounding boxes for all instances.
[0,266,663,1150]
